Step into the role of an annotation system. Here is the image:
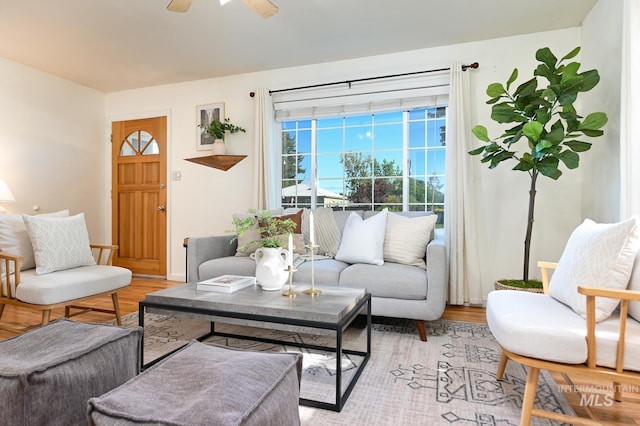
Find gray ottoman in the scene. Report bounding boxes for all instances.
[87,341,303,426]
[0,318,142,426]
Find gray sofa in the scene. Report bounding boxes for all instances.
[185,210,447,341]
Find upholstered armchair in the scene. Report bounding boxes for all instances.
[487,217,640,425]
[0,211,131,332]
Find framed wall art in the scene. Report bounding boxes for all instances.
[196,102,225,150]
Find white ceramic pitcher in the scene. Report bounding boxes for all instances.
[250,247,289,291]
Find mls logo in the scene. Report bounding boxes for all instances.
[580,393,614,407]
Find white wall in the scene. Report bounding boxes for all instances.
[106,27,594,289]
[0,57,106,239]
[580,0,623,222]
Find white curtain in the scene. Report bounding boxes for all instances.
[252,88,279,209]
[620,0,640,218]
[444,62,483,305]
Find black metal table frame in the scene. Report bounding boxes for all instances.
[138,293,371,412]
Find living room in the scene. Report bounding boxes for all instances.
[0,0,639,424]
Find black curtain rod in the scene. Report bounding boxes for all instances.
[256,62,479,97]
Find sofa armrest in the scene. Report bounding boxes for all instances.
[185,235,238,282]
[425,235,447,312]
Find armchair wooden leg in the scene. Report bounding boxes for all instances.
[521,366,540,426]
[496,352,508,380]
[0,303,4,320]
[111,293,122,326]
[415,320,427,341]
[614,381,622,402]
[41,310,51,326]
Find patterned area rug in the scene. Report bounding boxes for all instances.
[113,313,574,425]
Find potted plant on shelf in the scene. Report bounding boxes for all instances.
[200,118,246,156]
[469,46,608,291]
[231,209,296,291]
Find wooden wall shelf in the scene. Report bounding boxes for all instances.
[184,155,247,171]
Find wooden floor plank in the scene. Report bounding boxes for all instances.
[0,276,638,423]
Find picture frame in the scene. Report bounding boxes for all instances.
[196,102,225,151]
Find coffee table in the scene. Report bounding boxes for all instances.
[138,282,371,412]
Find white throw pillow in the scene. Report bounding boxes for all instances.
[384,213,438,268]
[301,207,341,257]
[549,217,640,322]
[335,209,388,265]
[0,210,69,274]
[23,213,96,275]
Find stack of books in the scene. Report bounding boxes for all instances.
[196,275,256,293]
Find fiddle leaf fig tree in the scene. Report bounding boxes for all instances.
[469,46,608,284]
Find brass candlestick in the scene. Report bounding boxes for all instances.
[303,242,322,296]
[282,265,298,298]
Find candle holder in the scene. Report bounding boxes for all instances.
[303,242,322,296]
[282,265,298,298]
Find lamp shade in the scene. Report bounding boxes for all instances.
[0,180,15,202]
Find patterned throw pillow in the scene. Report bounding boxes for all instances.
[383,213,438,268]
[549,217,640,322]
[22,213,96,275]
[0,210,69,275]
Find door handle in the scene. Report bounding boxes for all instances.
[157,205,166,212]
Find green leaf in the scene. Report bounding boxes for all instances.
[514,78,538,98]
[560,46,581,62]
[513,159,533,172]
[534,64,553,81]
[491,103,526,123]
[537,157,562,180]
[486,83,506,97]
[561,62,580,82]
[472,125,491,142]
[558,150,580,169]
[545,127,565,144]
[581,129,604,137]
[564,140,592,152]
[468,146,486,156]
[536,47,558,70]
[523,121,543,142]
[535,140,553,152]
[506,68,518,90]
[578,112,608,131]
[578,69,600,91]
[486,96,501,105]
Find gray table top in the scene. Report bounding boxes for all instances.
[142,283,368,324]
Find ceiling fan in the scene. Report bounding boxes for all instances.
[167,0,279,19]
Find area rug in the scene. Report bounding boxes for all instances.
[112,313,574,425]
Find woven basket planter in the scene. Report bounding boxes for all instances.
[494,280,544,294]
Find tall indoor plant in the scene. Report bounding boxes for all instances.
[469,46,608,285]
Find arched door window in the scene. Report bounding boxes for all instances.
[119,131,159,156]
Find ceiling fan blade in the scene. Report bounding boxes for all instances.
[242,0,278,19]
[167,0,193,13]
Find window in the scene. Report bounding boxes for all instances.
[280,106,446,221]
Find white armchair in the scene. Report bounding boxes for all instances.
[0,212,131,333]
[487,216,640,425]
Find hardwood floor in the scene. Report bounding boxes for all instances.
[0,277,638,423]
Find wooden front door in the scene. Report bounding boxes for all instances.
[111,117,167,276]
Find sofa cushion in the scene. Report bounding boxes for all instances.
[0,210,69,275]
[15,265,131,305]
[339,262,427,300]
[487,290,640,371]
[384,212,437,268]
[199,256,257,281]
[23,213,96,275]
[293,259,350,285]
[336,210,388,266]
[549,217,640,322]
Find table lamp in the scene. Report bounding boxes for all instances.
[0,179,15,213]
